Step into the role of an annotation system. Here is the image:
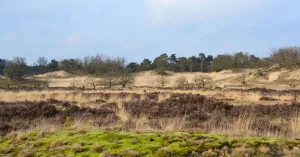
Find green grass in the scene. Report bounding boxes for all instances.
[0,130,299,157]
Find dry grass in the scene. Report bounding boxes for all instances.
[90,144,104,153]
[0,88,296,106]
[71,144,83,153]
[291,113,300,137]
[30,69,300,90]
[1,86,300,138]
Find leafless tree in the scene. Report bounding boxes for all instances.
[194,74,212,88]
[85,78,100,90]
[70,79,83,89]
[99,72,118,88]
[117,72,135,88]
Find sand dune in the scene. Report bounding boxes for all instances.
[35,69,300,90]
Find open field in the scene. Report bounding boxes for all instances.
[0,87,300,156]
[2,70,300,156]
[32,69,300,90]
[0,88,300,156]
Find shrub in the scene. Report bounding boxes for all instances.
[238,73,247,85]
[286,79,297,88]
[175,76,188,89]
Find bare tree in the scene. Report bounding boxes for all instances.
[156,68,169,88]
[175,76,188,89]
[99,72,117,88]
[117,72,135,88]
[70,79,83,89]
[85,78,100,90]
[194,75,212,88]
[270,46,300,68]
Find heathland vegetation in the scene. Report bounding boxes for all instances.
[1,46,300,156]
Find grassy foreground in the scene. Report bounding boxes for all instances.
[0,130,300,157]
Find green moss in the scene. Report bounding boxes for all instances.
[0,138,10,149]
[166,141,191,156]
[1,130,300,157]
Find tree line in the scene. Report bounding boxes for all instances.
[1,46,300,81]
[126,46,300,72]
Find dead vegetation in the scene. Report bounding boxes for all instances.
[238,73,248,85]
[0,89,300,138]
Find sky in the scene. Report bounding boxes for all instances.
[1,0,300,64]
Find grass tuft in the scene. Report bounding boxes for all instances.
[71,144,83,153]
[90,144,104,153]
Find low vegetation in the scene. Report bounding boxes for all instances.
[0,78,48,88]
[1,130,299,157]
[0,90,300,138]
[175,76,188,89]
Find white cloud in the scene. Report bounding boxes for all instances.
[146,0,267,26]
[64,33,83,46]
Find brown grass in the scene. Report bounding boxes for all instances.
[71,144,83,153]
[0,88,297,105]
[30,69,300,90]
[1,88,300,138]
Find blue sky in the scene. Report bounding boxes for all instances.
[1,0,300,64]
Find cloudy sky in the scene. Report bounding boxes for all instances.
[1,0,300,64]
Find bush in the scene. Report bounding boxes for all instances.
[175,76,188,89]
[286,79,297,88]
[238,73,247,85]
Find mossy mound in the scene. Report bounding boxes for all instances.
[0,130,299,157]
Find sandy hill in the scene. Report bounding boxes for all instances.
[34,71,73,78]
[33,68,300,89]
